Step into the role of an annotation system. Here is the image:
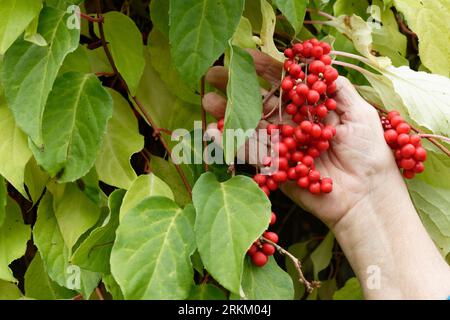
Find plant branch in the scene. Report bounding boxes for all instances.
[330,50,371,65]
[303,20,327,25]
[262,83,281,120]
[418,134,450,144]
[332,60,374,76]
[94,0,192,196]
[200,76,209,172]
[79,12,104,23]
[306,8,335,21]
[95,287,105,300]
[260,237,320,293]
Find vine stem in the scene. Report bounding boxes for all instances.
[200,76,209,172]
[331,60,373,76]
[260,237,320,293]
[330,50,372,65]
[94,0,192,196]
[306,8,335,21]
[262,83,281,120]
[95,287,105,300]
[372,104,450,158]
[79,12,104,23]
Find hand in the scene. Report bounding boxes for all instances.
[203,50,402,228]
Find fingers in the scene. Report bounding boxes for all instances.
[247,49,283,85]
[205,66,228,92]
[203,92,226,119]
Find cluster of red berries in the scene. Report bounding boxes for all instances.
[253,38,339,198]
[246,213,278,267]
[381,111,427,179]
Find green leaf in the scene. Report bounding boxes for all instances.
[148,28,198,105]
[223,44,262,164]
[260,0,284,62]
[188,284,227,300]
[239,257,294,300]
[52,183,102,253]
[333,277,363,300]
[169,0,245,87]
[333,0,369,18]
[32,72,113,182]
[393,0,450,76]
[24,157,49,203]
[2,7,80,145]
[232,17,257,49]
[71,190,125,273]
[273,0,307,35]
[0,90,33,198]
[0,280,23,300]
[192,172,271,293]
[102,11,145,95]
[24,14,47,47]
[111,198,196,299]
[0,0,43,54]
[150,0,170,36]
[310,231,334,280]
[24,253,76,300]
[136,51,201,132]
[120,174,174,221]
[34,191,100,297]
[95,89,143,190]
[149,156,192,207]
[45,0,84,10]
[0,197,31,282]
[102,273,124,300]
[0,177,6,227]
[244,0,263,32]
[382,66,450,138]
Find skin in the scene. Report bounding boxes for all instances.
[203,50,450,299]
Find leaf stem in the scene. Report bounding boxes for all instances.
[94,0,193,196]
[260,237,320,293]
[332,60,374,76]
[330,50,372,65]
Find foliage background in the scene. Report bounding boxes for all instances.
[0,0,449,300]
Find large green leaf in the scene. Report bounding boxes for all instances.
[169,0,245,87]
[0,197,31,282]
[231,17,257,49]
[95,89,144,190]
[149,156,193,207]
[333,277,363,300]
[32,72,113,182]
[2,7,80,145]
[111,198,196,299]
[333,0,369,18]
[148,28,198,104]
[119,174,174,221]
[34,192,101,297]
[310,231,334,280]
[0,91,32,198]
[102,12,145,95]
[393,0,450,76]
[52,183,102,253]
[192,173,271,293]
[72,190,126,274]
[382,66,450,137]
[0,177,6,227]
[136,51,201,132]
[24,253,76,300]
[150,0,170,37]
[239,257,294,300]
[273,0,307,35]
[223,44,263,164]
[0,280,22,300]
[24,157,49,203]
[102,273,124,300]
[0,0,43,54]
[260,0,284,62]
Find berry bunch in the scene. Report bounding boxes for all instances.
[381,111,427,179]
[246,213,278,267]
[254,38,339,198]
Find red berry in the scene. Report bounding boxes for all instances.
[384,129,398,144]
[281,78,294,91]
[302,42,313,57]
[300,121,312,133]
[320,55,332,65]
[272,171,288,183]
[316,104,328,118]
[311,45,324,58]
[320,42,331,54]
[321,128,334,140]
[297,176,310,188]
[403,170,415,179]
[307,147,320,158]
[308,170,321,182]
[284,59,293,71]
[326,81,337,95]
[247,244,258,256]
[325,98,337,111]
[283,137,297,150]
[293,43,304,54]
[263,231,279,243]
[312,81,327,95]
[401,144,416,158]
[387,110,400,120]
[253,174,267,186]
[396,123,411,134]
[287,167,298,180]
[414,147,427,161]
[307,74,319,86]
[302,155,314,167]
[296,83,309,96]
[291,151,304,162]
[409,135,421,146]
[266,178,278,191]
[270,212,277,225]
[251,252,268,267]
[261,186,270,196]
[309,60,326,74]
[397,133,410,146]
[307,90,320,104]
[309,182,321,194]
[320,181,333,193]
[295,164,309,177]
[317,140,330,151]
[390,115,404,128]
[324,68,339,83]
[275,143,288,156]
[289,64,302,77]
[414,162,425,173]
[284,48,294,58]
[281,124,295,137]
[311,124,322,138]
[261,243,276,256]
[292,93,306,106]
[267,124,279,135]
[285,103,298,115]
[400,158,416,170]
[217,118,224,131]
[309,38,319,46]
[275,157,289,171]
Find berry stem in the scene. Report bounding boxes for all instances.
[330,50,372,65]
[418,134,450,145]
[94,0,193,196]
[200,76,209,172]
[331,60,374,76]
[260,236,319,293]
[306,8,335,21]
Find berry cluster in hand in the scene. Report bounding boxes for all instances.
[381,111,427,179]
[254,38,339,198]
[246,213,278,267]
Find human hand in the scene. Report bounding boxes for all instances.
[203,50,403,228]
